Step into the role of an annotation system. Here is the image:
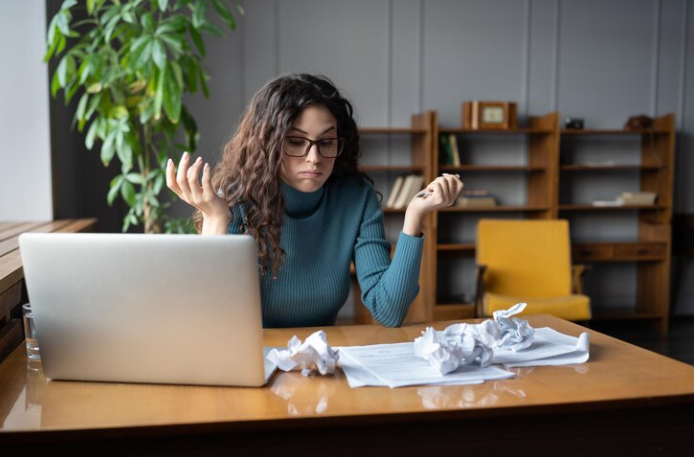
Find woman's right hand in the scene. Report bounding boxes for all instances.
[166,152,229,222]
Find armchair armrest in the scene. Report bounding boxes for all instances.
[474,264,488,318]
[572,264,588,295]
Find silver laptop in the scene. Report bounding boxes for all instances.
[18,233,276,387]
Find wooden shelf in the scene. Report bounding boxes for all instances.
[437,243,475,252]
[561,129,670,136]
[440,128,553,134]
[572,242,668,262]
[440,205,550,213]
[441,165,545,172]
[359,127,428,134]
[559,204,668,211]
[358,165,424,172]
[560,164,662,171]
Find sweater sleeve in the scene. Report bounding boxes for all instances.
[353,185,425,327]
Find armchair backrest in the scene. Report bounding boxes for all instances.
[476,219,572,297]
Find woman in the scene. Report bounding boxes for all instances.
[166,74,463,328]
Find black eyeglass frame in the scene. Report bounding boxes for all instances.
[282,136,346,158]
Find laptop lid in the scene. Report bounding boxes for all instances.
[19,233,270,387]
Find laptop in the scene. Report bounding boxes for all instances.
[18,233,277,387]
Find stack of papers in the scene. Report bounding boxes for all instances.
[337,327,589,388]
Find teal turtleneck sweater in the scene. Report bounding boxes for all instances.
[228,175,424,328]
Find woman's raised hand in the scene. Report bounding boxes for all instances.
[165,152,229,220]
[406,173,464,215]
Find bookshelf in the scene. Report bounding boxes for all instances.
[429,111,560,321]
[353,110,675,333]
[558,115,675,332]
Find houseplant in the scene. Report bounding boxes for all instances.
[46,0,242,233]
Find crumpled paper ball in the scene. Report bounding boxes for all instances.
[267,330,339,377]
[414,303,534,375]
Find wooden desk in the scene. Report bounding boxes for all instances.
[1,315,694,456]
[0,220,97,363]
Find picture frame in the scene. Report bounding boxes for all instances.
[462,101,517,130]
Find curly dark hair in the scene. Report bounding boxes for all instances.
[193,74,377,279]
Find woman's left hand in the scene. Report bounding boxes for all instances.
[406,173,464,215]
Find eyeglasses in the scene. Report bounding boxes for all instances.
[283,136,345,158]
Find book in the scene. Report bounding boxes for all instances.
[456,196,497,207]
[394,175,425,209]
[386,176,405,208]
[456,190,497,207]
[393,175,414,209]
[439,135,450,165]
[620,191,657,205]
[449,134,461,166]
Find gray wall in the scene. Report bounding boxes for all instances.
[0,0,52,221]
[179,0,694,315]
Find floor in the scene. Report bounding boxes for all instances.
[591,317,694,367]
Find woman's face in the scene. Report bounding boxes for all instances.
[279,104,338,193]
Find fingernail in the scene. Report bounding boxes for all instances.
[196,157,202,163]
[167,158,171,166]
[183,152,189,159]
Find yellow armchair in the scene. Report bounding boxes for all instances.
[474,219,591,321]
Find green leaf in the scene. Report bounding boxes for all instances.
[153,67,164,121]
[200,22,222,37]
[86,120,99,150]
[141,12,155,33]
[56,13,71,37]
[198,65,209,98]
[236,3,245,15]
[104,13,120,42]
[101,129,117,166]
[65,80,80,104]
[125,173,147,185]
[158,33,184,55]
[87,0,96,15]
[192,0,207,29]
[128,35,150,66]
[85,92,102,119]
[152,39,166,69]
[51,70,61,97]
[61,0,78,10]
[153,174,165,194]
[86,83,103,94]
[211,0,236,30]
[162,63,182,123]
[75,93,89,130]
[108,176,123,206]
[157,0,169,11]
[57,55,70,87]
[188,24,205,56]
[121,180,136,207]
[44,27,60,63]
[117,141,133,172]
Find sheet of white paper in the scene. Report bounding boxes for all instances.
[492,327,590,367]
[339,351,487,388]
[338,343,515,388]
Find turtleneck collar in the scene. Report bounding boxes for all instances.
[281,180,326,218]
